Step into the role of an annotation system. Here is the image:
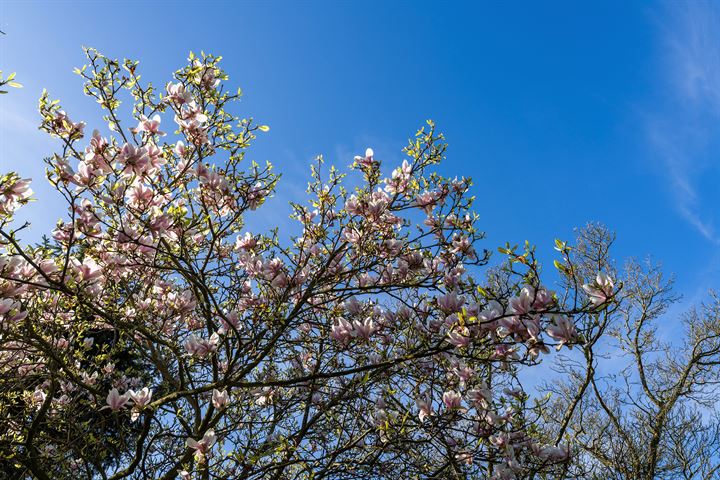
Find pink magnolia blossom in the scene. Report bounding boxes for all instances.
[104,388,130,411]
[51,110,85,139]
[342,227,361,244]
[235,232,257,250]
[352,317,377,340]
[546,314,578,350]
[132,114,164,136]
[330,318,354,344]
[582,271,614,306]
[81,371,98,385]
[193,61,221,89]
[218,310,242,335]
[118,143,150,177]
[532,443,570,462]
[165,82,192,104]
[253,387,276,406]
[212,388,230,409]
[446,326,471,348]
[467,384,492,409]
[184,333,220,358]
[342,297,363,315]
[83,130,112,173]
[353,147,376,169]
[186,429,216,461]
[129,387,152,407]
[416,391,434,422]
[0,176,33,215]
[509,285,553,315]
[126,182,156,209]
[436,292,465,314]
[129,387,153,421]
[384,160,411,194]
[0,298,24,321]
[442,390,463,410]
[31,389,47,409]
[73,257,103,283]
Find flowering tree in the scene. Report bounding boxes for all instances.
[0,50,615,479]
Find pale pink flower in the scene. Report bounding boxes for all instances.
[342,297,363,315]
[118,143,150,177]
[353,147,376,168]
[133,114,164,136]
[104,388,130,411]
[416,391,433,422]
[436,292,465,313]
[235,232,257,250]
[126,182,155,209]
[467,384,492,409]
[52,110,85,139]
[186,429,216,461]
[342,227,361,244]
[582,272,614,306]
[532,443,570,462]
[74,257,103,283]
[129,387,153,421]
[509,285,541,315]
[352,317,377,340]
[81,371,98,385]
[446,326,471,348]
[450,234,476,259]
[165,82,192,104]
[442,390,462,410]
[484,410,506,426]
[415,190,438,213]
[184,333,220,358]
[330,318,354,344]
[0,176,33,215]
[384,159,411,193]
[0,298,21,316]
[218,310,242,335]
[546,314,577,350]
[84,130,112,173]
[212,388,230,409]
[175,140,188,159]
[31,389,47,409]
[253,387,275,406]
[129,387,152,407]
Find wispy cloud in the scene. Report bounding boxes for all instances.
[648,1,720,244]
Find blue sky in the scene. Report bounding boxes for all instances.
[1,1,719,313]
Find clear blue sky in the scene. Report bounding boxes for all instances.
[1,1,719,315]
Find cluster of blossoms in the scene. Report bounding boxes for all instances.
[0,173,33,216]
[0,50,615,479]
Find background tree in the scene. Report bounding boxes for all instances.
[538,225,720,480]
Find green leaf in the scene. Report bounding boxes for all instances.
[258,125,270,132]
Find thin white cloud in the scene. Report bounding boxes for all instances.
[669,3,720,110]
[648,1,720,244]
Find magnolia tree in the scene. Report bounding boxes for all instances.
[0,50,616,480]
